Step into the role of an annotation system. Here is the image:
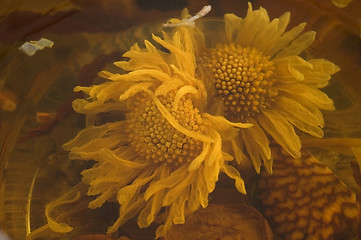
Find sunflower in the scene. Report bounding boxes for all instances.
[181,3,340,174]
[61,27,251,238]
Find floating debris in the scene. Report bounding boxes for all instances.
[258,147,358,240]
[163,5,211,27]
[36,112,56,124]
[0,229,11,240]
[0,89,17,111]
[19,38,54,56]
[331,0,354,8]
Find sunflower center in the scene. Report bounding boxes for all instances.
[204,43,276,122]
[127,92,207,166]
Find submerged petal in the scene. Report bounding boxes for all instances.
[115,41,171,74]
[234,4,270,47]
[277,83,335,111]
[275,96,324,138]
[221,164,246,194]
[162,171,195,206]
[265,22,307,57]
[303,59,340,87]
[224,13,243,42]
[275,31,316,58]
[144,165,188,201]
[258,111,301,158]
[251,12,290,52]
[242,119,272,173]
[152,33,196,76]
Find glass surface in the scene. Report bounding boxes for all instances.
[1,0,361,239]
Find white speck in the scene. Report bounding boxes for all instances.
[163,5,212,28]
[19,38,54,56]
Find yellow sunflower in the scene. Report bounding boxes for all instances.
[60,27,251,238]
[182,3,340,174]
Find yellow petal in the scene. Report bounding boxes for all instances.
[224,13,243,42]
[277,83,335,111]
[203,113,253,129]
[171,188,189,224]
[205,129,223,167]
[154,78,185,97]
[73,100,126,114]
[275,59,305,83]
[144,89,214,143]
[308,59,340,75]
[162,172,194,206]
[203,161,220,191]
[196,169,210,208]
[64,123,115,150]
[152,33,195,76]
[188,143,211,171]
[275,96,324,138]
[260,12,290,54]
[241,119,272,173]
[258,111,301,158]
[303,59,340,87]
[235,3,270,47]
[266,23,306,57]
[116,41,171,73]
[144,165,188,200]
[275,31,316,58]
[89,187,116,209]
[252,12,290,52]
[45,185,87,233]
[138,192,164,227]
[231,138,244,164]
[172,85,199,111]
[118,82,153,101]
[221,164,246,194]
[108,197,145,234]
[76,148,148,169]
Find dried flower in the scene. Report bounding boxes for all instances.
[194,3,339,173]
[62,27,250,238]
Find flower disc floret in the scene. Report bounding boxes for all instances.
[127,92,207,167]
[203,43,276,122]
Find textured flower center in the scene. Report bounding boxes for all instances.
[127,92,207,166]
[203,43,276,122]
